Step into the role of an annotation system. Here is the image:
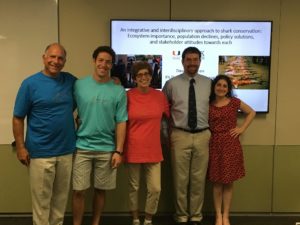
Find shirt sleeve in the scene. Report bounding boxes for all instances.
[162,92,170,118]
[13,81,31,117]
[162,80,171,103]
[116,88,128,123]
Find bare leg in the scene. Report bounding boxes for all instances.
[92,188,106,225]
[72,190,86,225]
[144,212,153,225]
[222,183,233,225]
[213,183,223,225]
[145,212,153,221]
[132,210,139,220]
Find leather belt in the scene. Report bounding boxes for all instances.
[175,127,209,133]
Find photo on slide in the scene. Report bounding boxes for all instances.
[219,56,270,89]
[112,54,162,89]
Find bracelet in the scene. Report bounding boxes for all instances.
[113,150,123,156]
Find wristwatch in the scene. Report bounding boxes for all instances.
[113,150,123,156]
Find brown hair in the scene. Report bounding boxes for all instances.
[131,61,153,80]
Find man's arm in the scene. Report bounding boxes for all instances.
[12,116,30,166]
[111,121,126,168]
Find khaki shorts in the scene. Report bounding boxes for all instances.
[72,150,116,191]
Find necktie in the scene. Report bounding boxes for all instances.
[188,78,197,130]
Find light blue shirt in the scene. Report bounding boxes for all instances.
[162,73,211,129]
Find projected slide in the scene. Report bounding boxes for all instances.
[111,20,272,112]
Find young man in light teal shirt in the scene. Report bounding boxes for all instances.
[72,46,127,225]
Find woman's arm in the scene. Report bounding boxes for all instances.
[230,100,256,138]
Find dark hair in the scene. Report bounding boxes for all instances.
[92,46,116,64]
[182,47,201,61]
[131,61,153,80]
[209,74,234,103]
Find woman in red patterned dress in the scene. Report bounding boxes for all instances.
[208,75,255,225]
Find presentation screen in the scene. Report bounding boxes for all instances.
[110,20,272,113]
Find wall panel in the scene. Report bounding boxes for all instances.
[0,0,58,144]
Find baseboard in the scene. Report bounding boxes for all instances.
[0,213,300,225]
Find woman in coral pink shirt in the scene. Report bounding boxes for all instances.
[124,61,169,225]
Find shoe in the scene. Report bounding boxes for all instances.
[132,220,141,225]
[144,221,152,225]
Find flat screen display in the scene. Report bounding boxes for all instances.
[111,20,272,113]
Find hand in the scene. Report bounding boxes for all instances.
[111,76,121,85]
[17,147,30,166]
[161,134,170,150]
[111,153,122,169]
[161,128,170,149]
[229,127,244,138]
